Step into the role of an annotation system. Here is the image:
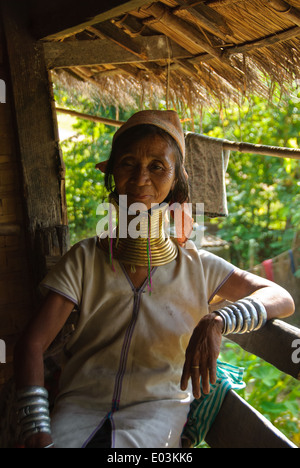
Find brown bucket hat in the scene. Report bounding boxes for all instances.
[113,110,185,160]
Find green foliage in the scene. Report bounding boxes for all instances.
[54,85,139,244]
[55,87,112,243]
[63,135,108,245]
[220,342,300,447]
[197,90,300,268]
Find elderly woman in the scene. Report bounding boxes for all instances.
[14,110,294,449]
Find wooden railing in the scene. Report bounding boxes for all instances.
[205,319,300,448]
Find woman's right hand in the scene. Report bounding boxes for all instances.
[14,292,75,450]
[180,313,223,398]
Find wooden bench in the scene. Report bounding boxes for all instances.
[205,319,300,448]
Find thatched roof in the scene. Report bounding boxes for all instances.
[40,0,300,108]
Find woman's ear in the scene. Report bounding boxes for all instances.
[95,160,108,173]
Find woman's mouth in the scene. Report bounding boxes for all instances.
[129,193,152,200]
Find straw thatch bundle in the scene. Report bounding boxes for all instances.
[47,0,300,109]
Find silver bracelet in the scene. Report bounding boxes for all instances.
[16,386,49,400]
[16,396,49,411]
[214,296,268,336]
[18,405,50,422]
[16,386,52,443]
[245,296,268,330]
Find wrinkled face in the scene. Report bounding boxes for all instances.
[113,134,176,210]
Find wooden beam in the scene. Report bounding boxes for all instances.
[227,25,300,55]
[174,0,234,41]
[56,107,124,127]
[86,23,149,61]
[56,107,300,160]
[205,389,296,448]
[222,138,300,159]
[30,0,157,41]
[141,2,243,79]
[143,2,222,57]
[43,36,193,69]
[1,0,69,287]
[188,24,300,65]
[45,13,300,71]
[228,319,300,380]
[56,107,192,126]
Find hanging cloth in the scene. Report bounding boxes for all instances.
[181,360,245,447]
[184,133,230,218]
[262,259,274,282]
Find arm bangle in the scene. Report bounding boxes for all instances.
[214,296,268,336]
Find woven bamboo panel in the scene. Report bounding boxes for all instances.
[0,36,34,394]
[0,135,12,156]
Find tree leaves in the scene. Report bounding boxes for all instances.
[200,89,300,268]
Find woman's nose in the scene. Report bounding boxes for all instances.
[132,166,151,185]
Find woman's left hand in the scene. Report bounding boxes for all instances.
[180,313,223,399]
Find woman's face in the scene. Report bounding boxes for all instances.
[113,134,177,210]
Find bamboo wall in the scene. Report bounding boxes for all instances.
[0,23,34,391]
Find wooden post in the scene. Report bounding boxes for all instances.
[1,0,69,290]
[293,231,300,249]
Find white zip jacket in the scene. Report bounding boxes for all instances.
[40,236,235,448]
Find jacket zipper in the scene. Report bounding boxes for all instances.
[111,287,142,412]
[83,269,156,448]
[82,288,142,448]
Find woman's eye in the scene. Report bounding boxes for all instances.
[151,163,164,171]
[121,160,134,167]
